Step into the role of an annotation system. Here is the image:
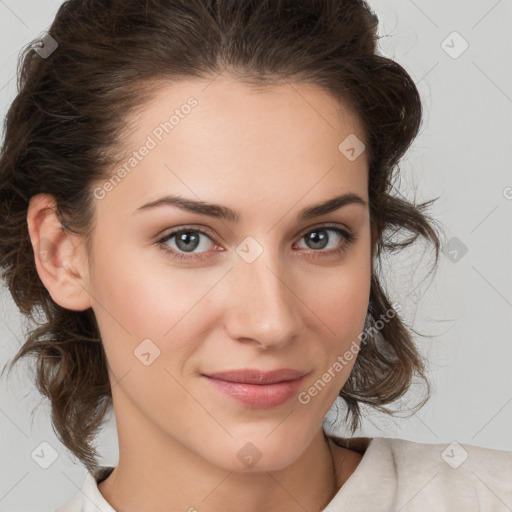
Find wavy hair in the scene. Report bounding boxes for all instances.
[0,0,443,471]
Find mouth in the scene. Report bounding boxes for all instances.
[201,368,309,409]
[203,368,308,384]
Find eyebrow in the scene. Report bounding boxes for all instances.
[134,192,367,222]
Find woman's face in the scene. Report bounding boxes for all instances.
[87,76,372,471]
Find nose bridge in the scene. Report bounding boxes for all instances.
[226,242,304,347]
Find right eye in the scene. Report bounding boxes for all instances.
[156,226,222,261]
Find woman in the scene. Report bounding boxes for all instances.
[1,1,510,511]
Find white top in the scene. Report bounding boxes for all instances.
[55,436,512,512]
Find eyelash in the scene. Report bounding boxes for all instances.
[156,224,356,262]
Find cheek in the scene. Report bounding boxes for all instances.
[88,243,219,382]
[306,251,371,341]
[89,240,185,334]
[295,271,370,415]
[300,249,371,387]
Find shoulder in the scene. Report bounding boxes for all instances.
[329,434,512,510]
[381,436,512,477]
[383,437,512,509]
[55,467,116,512]
[55,489,82,512]
[55,493,81,512]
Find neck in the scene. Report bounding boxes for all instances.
[98,402,342,512]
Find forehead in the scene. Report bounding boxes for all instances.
[96,75,369,218]
[130,74,366,146]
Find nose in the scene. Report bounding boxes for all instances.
[224,251,305,350]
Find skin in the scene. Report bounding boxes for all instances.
[27,75,373,511]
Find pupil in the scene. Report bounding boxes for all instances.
[177,231,199,252]
[308,230,327,249]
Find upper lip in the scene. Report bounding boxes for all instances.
[203,368,308,385]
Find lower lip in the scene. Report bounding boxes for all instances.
[202,375,305,409]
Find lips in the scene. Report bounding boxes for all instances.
[203,368,308,385]
[201,368,309,409]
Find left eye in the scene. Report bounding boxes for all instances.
[157,225,355,261]
[296,227,349,251]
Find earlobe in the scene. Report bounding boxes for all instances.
[27,193,93,311]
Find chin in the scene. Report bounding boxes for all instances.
[200,431,310,473]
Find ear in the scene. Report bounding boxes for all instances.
[27,193,93,311]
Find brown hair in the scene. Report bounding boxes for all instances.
[0,0,443,471]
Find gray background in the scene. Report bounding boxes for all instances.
[0,1,511,510]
